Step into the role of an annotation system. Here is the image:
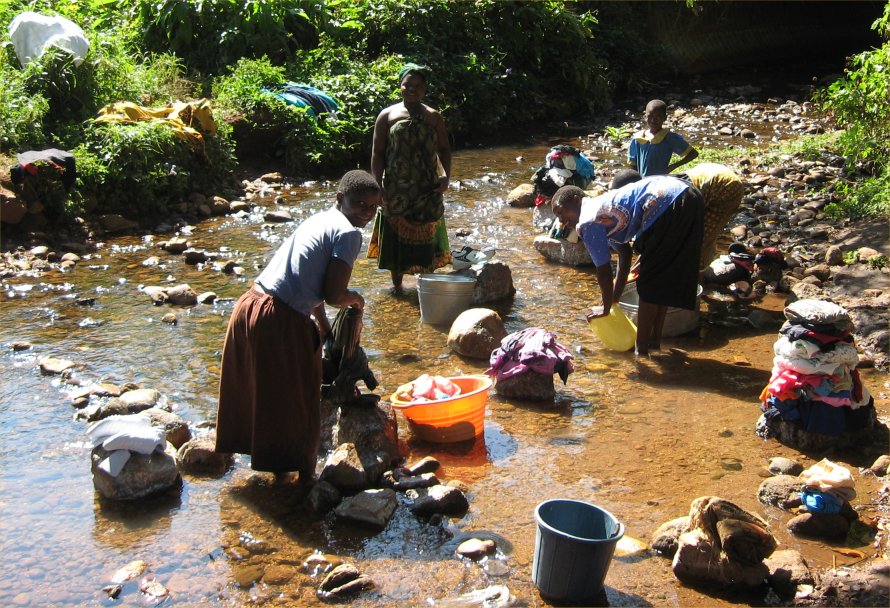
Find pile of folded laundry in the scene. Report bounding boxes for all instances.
[758,299,875,439]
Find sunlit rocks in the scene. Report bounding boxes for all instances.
[333,488,397,528]
[757,475,805,509]
[786,511,854,539]
[263,210,293,223]
[320,442,368,491]
[143,407,191,449]
[161,312,177,324]
[456,538,496,559]
[505,183,535,208]
[447,308,506,360]
[165,284,198,306]
[406,484,469,517]
[466,262,515,304]
[650,516,690,557]
[405,455,440,475]
[767,457,803,476]
[870,455,890,476]
[91,443,180,501]
[764,549,813,598]
[38,356,75,375]
[98,214,138,233]
[160,236,189,254]
[111,559,148,583]
[176,433,232,474]
[533,235,593,266]
[318,563,374,600]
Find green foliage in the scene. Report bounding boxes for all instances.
[824,172,890,220]
[0,63,49,150]
[867,254,888,270]
[603,124,633,144]
[842,250,858,265]
[75,119,236,219]
[136,0,324,75]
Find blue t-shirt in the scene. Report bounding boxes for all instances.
[255,206,362,315]
[628,129,692,177]
[578,176,690,267]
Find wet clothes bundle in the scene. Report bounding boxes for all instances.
[532,145,595,205]
[760,300,873,436]
[486,327,574,383]
[268,83,339,118]
[798,459,856,515]
[10,148,77,190]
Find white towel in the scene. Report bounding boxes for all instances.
[98,449,131,477]
[102,427,165,455]
[88,414,153,446]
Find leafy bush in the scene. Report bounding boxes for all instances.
[137,0,324,75]
[75,119,236,220]
[0,63,49,150]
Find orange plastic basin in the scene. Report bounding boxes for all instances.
[389,375,492,443]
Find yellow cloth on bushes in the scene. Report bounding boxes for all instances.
[94,99,216,152]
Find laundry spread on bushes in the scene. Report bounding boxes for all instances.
[486,327,574,383]
[759,299,873,436]
[394,374,462,404]
[93,99,217,153]
[266,83,339,119]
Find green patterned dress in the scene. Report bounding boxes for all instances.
[368,111,450,274]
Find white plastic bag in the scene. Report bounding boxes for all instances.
[8,11,90,67]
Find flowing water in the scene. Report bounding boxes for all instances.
[1,116,888,607]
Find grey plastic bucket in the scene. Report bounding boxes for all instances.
[532,499,624,603]
[617,282,703,337]
[417,273,476,325]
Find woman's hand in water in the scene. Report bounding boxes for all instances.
[586,305,609,322]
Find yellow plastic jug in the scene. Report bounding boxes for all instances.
[588,305,637,352]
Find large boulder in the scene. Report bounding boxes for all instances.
[91,443,180,500]
[533,235,592,266]
[506,183,535,208]
[334,488,398,528]
[324,400,399,485]
[462,262,515,304]
[447,308,506,360]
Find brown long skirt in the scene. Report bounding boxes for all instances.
[215,288,321,474]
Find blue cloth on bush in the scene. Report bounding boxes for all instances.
[800,490,843,514]
[269,83,338,118]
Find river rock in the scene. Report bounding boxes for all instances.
[176,433,232,474]
[182,248,207,265]
[264,210,292,223]
[651,516,690,557]
[318,563,374,599]
[757,475,804,509]
[166,284,197,306]
[447,308,506,359]
[796,562,890,607]
[306,480,342,514]
[98,214,138,233]
[786,512,851,539]
[39,356,74,375]
[787,281,825,302]
[803,263,831,281]
[870,455,890,476]
[197,291,217,304]
[457,538,496,559]
[210,196,231,215]
[533,235,592,266]
[334,488,397,528]
[91,443,180,500]
[161,237,189,254]
[320,442,369,491]
[406,484,469,516]
[506,183,535,208]
[384,472,439,491]
[857,247,880,262]
[324,400,399,484]
[495,371,554,401]
[405,456,440,475]
[825,245,844,266]
[767,456,803,476]
[756,409,885,452]
[764,549,813,597]
[143,407,191,448]
[463,262,515,303]
[233,564,264,588]
[1,189,27,224]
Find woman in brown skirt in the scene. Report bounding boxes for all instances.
[215,170,381,484]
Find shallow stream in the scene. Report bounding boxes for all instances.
[1,102,888,606]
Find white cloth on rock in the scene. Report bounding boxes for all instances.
[88,414,165,478]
